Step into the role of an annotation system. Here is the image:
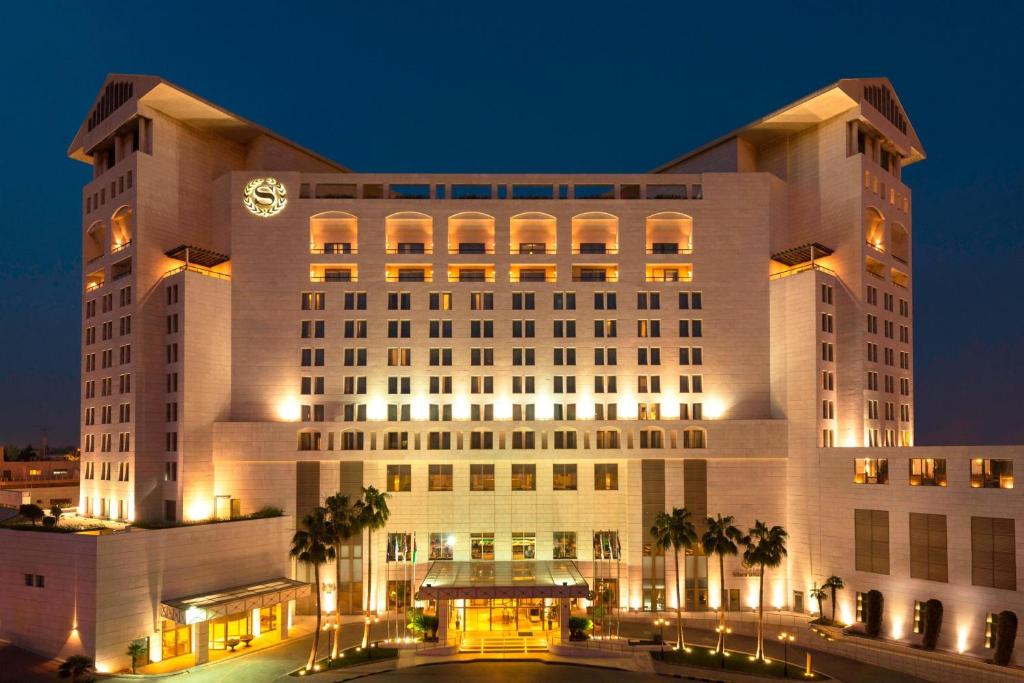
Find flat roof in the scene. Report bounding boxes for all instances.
[160,577,310,625]
[417,561,589,600]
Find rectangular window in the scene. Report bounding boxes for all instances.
[512,532,536,560]
[428,464,453,491]
[470,464,495,491]
[429,532,455,560]
[553,463,578,490]
[909,513,948,582]
[909,458,947,486]
[594,463,618,490]
[971,517,1016,590]
[553,531,578,559]
[970,459,1014,489]
[471,532,495,560]
[854,508,890,575]
[511,463,536,490]
[853,458,888,484]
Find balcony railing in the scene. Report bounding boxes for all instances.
[111,240,133,255]
[164,264,231,280]
[510,274,557,283]
[449,245,495,255]
[310,274,357,282]
[385,274,432,283]
[644,274,693,283]
[449,274,496,283]
[572,274,618,283]
[310,244,357,255]
[571,245,618,255]
[385,245,432,255]
[515,243,551,255]
[646,244,693,255]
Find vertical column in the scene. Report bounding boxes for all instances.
[559,599,570,642]
[436,599,448,644]
[252,608,261,638]
[194,622,209,664]
[281,601,292,638]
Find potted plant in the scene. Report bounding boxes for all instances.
[568,616,592,641]
[126,639,147,673]
[864,590,884,638]
[921,599,942,650]
[993,610,1018,666]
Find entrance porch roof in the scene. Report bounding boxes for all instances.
[160,577,310,625]
[417,560,589,600]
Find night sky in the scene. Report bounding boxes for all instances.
[2,1,1022,447]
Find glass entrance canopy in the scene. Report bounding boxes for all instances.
[418,560,589,600]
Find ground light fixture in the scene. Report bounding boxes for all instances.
[778,631,796,677]
[653,617,669,658]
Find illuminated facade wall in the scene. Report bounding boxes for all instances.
[63,74,1024,663]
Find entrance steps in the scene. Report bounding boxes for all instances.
[459,632,549,654]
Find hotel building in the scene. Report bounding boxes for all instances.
[0,74,1022,674]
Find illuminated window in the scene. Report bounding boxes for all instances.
[512,533,536,560]
[553,532,577,559]
[594,463,618,490]
[428,464,452,490]
[909,459,946,486]
[511,463,536,490]
[553,463,577,490]
[386,465,411,492]
[470,464,495,491]
[471,533,495,560]
[970,459,1014,489]
[853,458,889,484]
[429,533,455,560]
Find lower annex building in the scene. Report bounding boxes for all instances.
[0,74,1022,673]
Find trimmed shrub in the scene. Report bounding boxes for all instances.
[568,616,592,641]
[42,516,57,528]
[865,589,884,638]
[921,599,943,650]
[994,610,1018,666]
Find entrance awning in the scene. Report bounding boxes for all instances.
[160,578,310,625]
[417,561,589,600]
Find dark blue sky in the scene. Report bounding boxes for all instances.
[2,1,1022,446]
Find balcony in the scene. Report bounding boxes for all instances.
[385,243,431,255]
[450,242,495,255]
[646,212,693,254]
[385,212,433,255]
[448,212,495,255]
[310,211,358,255]
[111,240,133,255]
[85,267,105,292]
[111,256,132,281]
[310,264,357,282]
[385,265,433,283]
[572,243,618,255]
[448,265,495,283]
[510,212,556,255]
[510,265,556,283]
[571,212,618,255]
[644,264,693,283]
[571,265,617,283]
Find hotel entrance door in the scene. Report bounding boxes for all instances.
[453,598,555,634]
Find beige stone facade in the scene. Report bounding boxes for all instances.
[0,74,1020,672]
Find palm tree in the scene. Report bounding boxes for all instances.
[702,513,743,654]
[650,507,697,649]
[742,520,788,661]
[810,584,828,621]
[324,493,360,658]
[291,508,334,671]
[823,575,845,624]
[358,486,391,648]
[57,655,94,683]
[126,640,147,673]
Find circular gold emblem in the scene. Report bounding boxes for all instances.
[242,177,287,217]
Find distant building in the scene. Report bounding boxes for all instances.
[0,460,78,509]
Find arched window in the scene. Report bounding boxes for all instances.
[85,220,106,263]
[891,223,909,263]
[510,212,557,255]
[864,207,885,251]
[309,211,357,254]
[448,212,495,254]
[385,212,433,254]
[645,212,693,253]
[110,206,133,249]
[682,427,707,449]
[571,212,619,254]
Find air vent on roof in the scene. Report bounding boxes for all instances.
[863,85,907,135]
[87,81,134,132]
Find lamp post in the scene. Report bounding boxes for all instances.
[715,625,732,668]
[777,631,795,677]
[654,617,669,659]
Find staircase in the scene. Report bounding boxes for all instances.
[459,631,549,654]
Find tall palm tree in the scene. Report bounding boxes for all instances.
[291,508,334,671]
[650,507,697,649]
[57,655,94,683]
[702,513,743,654]
[358,486,391,648]
[822,575,845,624]
[325,493,360,659]
[742,520,788,661]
